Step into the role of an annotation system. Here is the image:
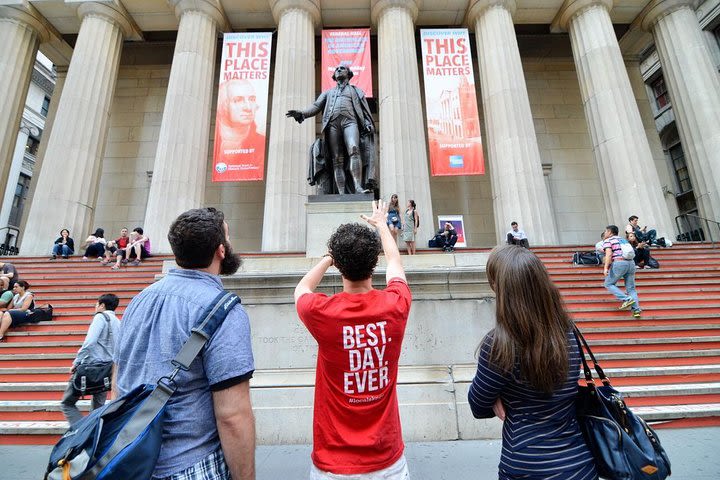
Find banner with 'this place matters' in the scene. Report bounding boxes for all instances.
[420,29,484,176]
[212,32,272,182]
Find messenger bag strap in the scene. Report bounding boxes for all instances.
[572,324,611,386]
[82,290,239,478]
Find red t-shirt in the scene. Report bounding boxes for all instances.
[296,278,412,474]
[115,237,129,249]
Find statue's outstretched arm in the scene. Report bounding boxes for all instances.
[287,91,327,124]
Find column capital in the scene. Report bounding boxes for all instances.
[371,0,421,25]
[76,1,141,40]
[171,0,229,31]
[637,0,698,31]
[552,0,612,32]
[269,0,320,27]
[0,2,54,42]
[466,0,516,27]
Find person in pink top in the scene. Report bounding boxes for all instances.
[111,227,151,270]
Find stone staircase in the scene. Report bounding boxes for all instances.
[0,243,718,445]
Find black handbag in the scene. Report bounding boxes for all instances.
[71,312,114,396]
[72,361,113,396]
[573,325,671,480]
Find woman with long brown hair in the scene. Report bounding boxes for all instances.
[469,245,597,479]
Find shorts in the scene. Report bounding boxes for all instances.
[9,309,32,327]
[310,455,409,480]
[118,246,150,260]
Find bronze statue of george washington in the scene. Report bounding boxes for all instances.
[287,65,377,195]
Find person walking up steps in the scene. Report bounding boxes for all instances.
[603,225,641,318]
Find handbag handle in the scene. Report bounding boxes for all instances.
[572,324,611,387]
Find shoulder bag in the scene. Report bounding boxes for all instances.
[71,312,114,396]
[45,290,240,480]
[573,325,671,480]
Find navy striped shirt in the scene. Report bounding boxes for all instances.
[468,330,598,480]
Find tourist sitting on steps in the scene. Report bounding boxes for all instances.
[82,228,107,260]
[506,221,530,248]
[0,280,35,341]
[111,227,151,270]
[51,228,74,259]
[101,227,129,265]
[0,261,18,292]
[438,222,459,252]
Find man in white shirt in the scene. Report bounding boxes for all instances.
[506,222,529,248]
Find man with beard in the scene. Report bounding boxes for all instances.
[113,208,255,480]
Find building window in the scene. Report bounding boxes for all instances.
[669,143,692,194]
[41,96,50,117]
[8,174,31,227]
[25,136,40,156]
[651,77,669,109]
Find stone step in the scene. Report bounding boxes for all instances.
[586,336,720,346]
[633,403,720,421]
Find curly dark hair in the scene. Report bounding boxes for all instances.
[168,208,227,269]
[328,223,381,281]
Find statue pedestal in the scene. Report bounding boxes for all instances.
[305,194,374,257]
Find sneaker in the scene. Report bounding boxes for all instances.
[129,260,141,266]
[62,255,68,259]
[121,259,128,265]
[111,265,120,270]
[50,254,56,260]
[632,310,641,318]
[619,298,635,310]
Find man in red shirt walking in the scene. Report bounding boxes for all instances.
[295,200,411,479]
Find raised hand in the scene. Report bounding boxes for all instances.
[360,200,388,228]
[286,110,304,123]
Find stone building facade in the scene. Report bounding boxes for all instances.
[1,0,718,254]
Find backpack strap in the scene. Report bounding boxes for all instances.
[83,290,239,478]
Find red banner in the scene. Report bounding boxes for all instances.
[321,29,373,97]
[212,32,272,182]
[421,29,484,176]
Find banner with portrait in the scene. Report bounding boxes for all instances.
[420,29,484,176]
[212,32,273,182]
[321,28,373,97]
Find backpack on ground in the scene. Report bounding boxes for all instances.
[44,290,240,480]
[646,256,660,269]
[619,238,636,260]
[26,304,53,323]
[573,251,601,265]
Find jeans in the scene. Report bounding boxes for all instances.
[604,260,640,311]
[60,380,107,426]
[636,228,657,245]
[52,244,73,256]
[507,234,530,248]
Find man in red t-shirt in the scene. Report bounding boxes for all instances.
[295,200,412,479]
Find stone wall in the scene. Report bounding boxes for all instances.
[523,55,605,245]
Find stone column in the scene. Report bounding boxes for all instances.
[640,0,720,226]
[0,123,33,231]
[468,0,558,244]
[371,0,434,243]
[22,2,135,255]
[0,5,50,218]
[261,0,319,252]
[556,0,675,237]
[144,0,227,253]
[18,66,67,250]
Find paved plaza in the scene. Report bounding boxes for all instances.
[2,427,718,479]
